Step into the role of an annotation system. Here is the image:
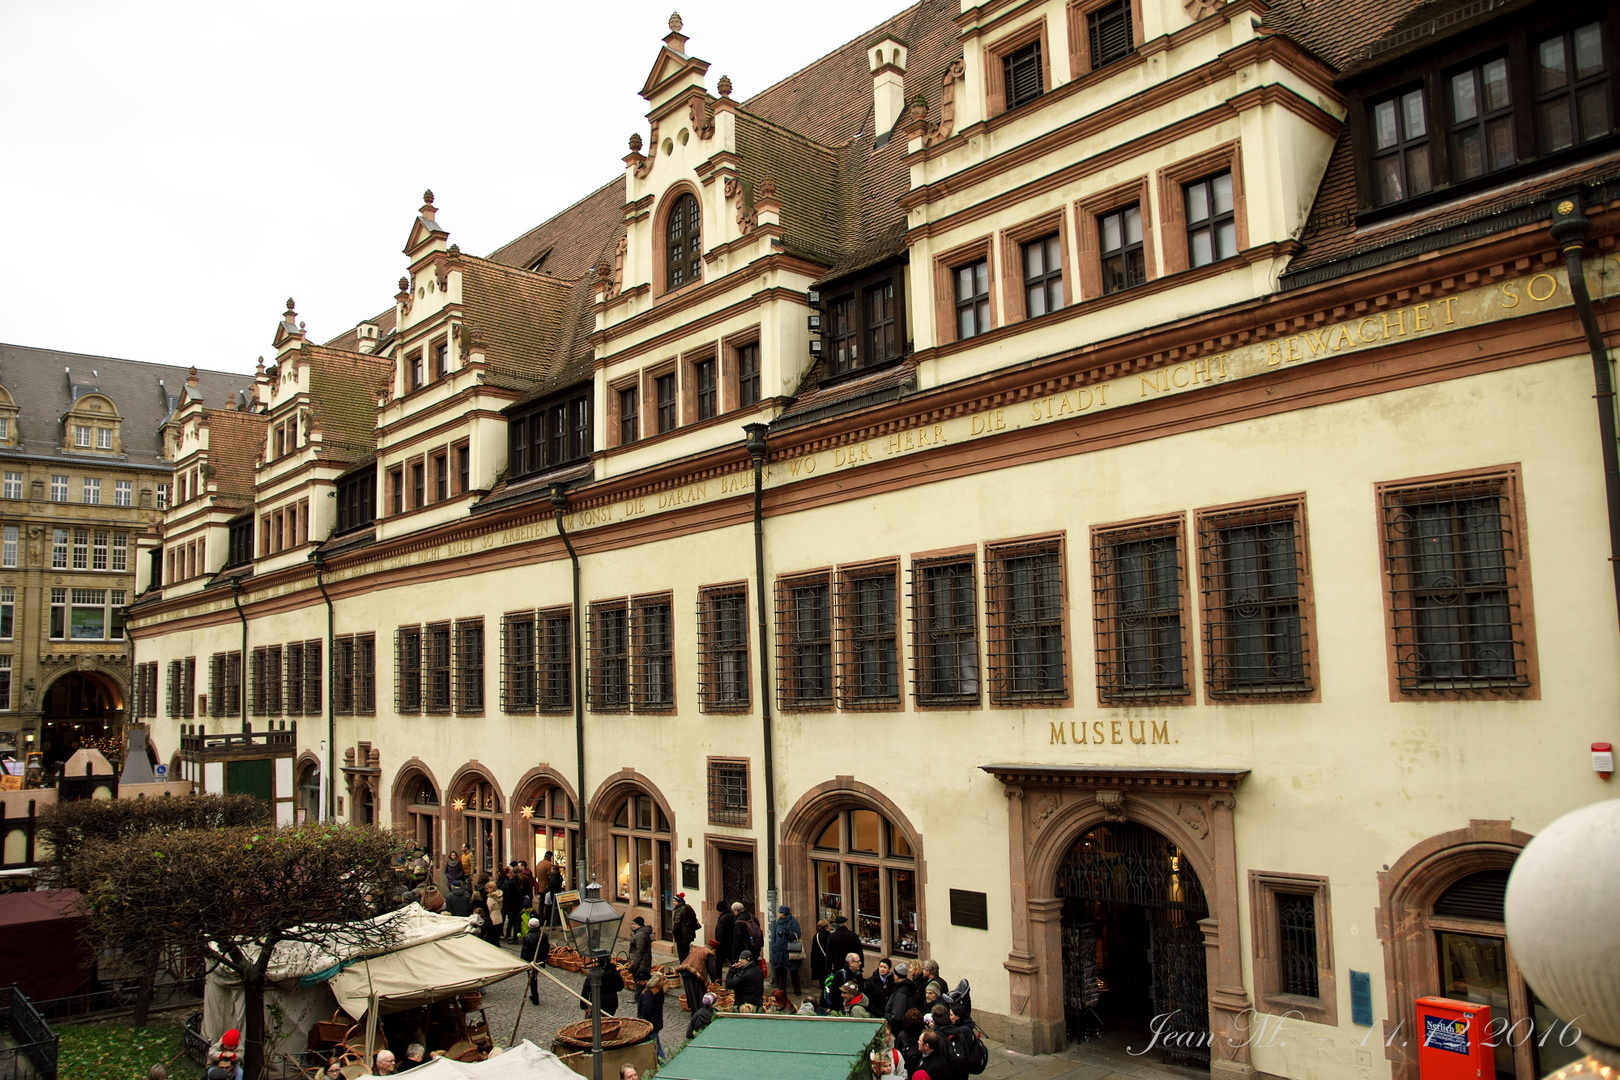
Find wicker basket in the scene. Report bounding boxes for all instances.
[554,1017,653,1050]
[549,946,585,972]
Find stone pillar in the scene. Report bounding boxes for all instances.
[1207,793,1256,1079]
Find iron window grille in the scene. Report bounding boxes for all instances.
[455,620,484,714]
[708,759,749,826]
[334,637,356,714]
[695,357,718,421]
[1381,477,1528,692]
[1093,521,1189,701]
[1088,0,1134,69]
[666,192,703,289]
[1449,57,1515,179]
[909,556,980,705]
[1370,88,1432,205]
[502,612,537,713]
[355,634,376,714]
[425,623,452,713]
[285,642,306,715]
[1277,893,1320,998]
[618,386,640,445]
[1022,234,1064,316]
[737,343,761,407]
[1099,204,1146,293]
[539,607,573,712]
[655,373,678,434]
[697,585,750,712]
[396,627,423,713]
[777,573,834,710]
[1185,172,1237,267]
[633,596,675,711]
[954,260,991,339]
[167,659,182,718]
[1536,21,1610,153]
[208,652,241,717]
[1003,39,1044,109]
[1198,504,1311,697]
[252,645,283,716]
[589,601,630,710]
[181,658,195,717]
[838,567,900,708]
[986,542,1067,704]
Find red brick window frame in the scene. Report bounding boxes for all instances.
[1249,871,1337,1026]
[985,18,1051,117]
[1066,0,1144,79]
[631,592,676,713]
[985,535,1071,707]
[1158,143,1249,275]
[1091,513,1193,705]
[723,330,763,412]
[707,757,751,828]
[1375,465,1539,701]
[1194,495,1319,703]
[697,582,751,713]
[776,569,835,712]
[656,182,705,297]
[608,374,641,448]
[933,237,997,345]
[837,559,903,711]
[1076,177,1155,302]
[999,209,1073,322]
[646,359,679,436]
[684,345,720,425]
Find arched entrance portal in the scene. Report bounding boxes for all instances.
[41,670,123,772]
[1058,821,1210,1066]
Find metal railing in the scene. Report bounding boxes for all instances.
[0,985,60,1080]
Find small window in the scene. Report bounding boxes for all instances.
[589,601,630,710]
[74,425,91,448]
[632,596,675,711]
[1088,0,1134,70]
[1449,57,1515,179]
[1197,501,1313,697]
[432,340,449,380]
[425,623,452,713]
[778,573,834,709]
[432,452,449,503]
[114,480,132,506]
[666,192,703,290]
[409,350,425,392]
[910,556,980,705]
[1370,88,1432,205]
[1251,872,1336,1024]
[455,619,484,714]
[694,358,717,421]
[396,628,423,713]
[697,585,750,712]
[1,527,15,569]
[655,373,677,434]
[456,442,471,493]
[1003,40,1044,110]
[1099,204,1146,293]
[82,478,101,505]
[867,282,899,363]
[619,386,640,445]
[388,467,405,516]
[96,428,112,450]
[2,473,21,500]
[707,759,749,826]
[502,612,538,713]
[1022,234,1064,316]
[839,566,900,708]
[954,259,991,339]
[1185,172,1237,267]
[1536,21,1611,153]
[737,343,761,407]
[829,295,858,374]
[0,587,14,640]
[411,462,425,509]
[986,540,1067,704]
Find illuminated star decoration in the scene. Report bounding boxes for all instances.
[452,798,466,811]
[520,805,535,819]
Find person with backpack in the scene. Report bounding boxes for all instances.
[768,904,803,995]
[915,1030,951,1080]
[885,962,916,1037]
[671,891,700,962]
[943,998,989,1076]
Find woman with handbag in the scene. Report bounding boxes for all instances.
[769,904,803,996]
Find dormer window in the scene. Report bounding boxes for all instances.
[1537,22,1610,152]
[509,388,591,478]
[666,192,702,291]
[1371,89,1432,205]
[75,425,92,448]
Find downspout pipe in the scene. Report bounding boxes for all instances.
[1551,193,1620,635]
[744,423,779,906]
[551,485,587,888]
[229,577,249,732]
[312,550,336,823]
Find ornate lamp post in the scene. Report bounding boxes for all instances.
[1505,799,1620,1079]
[568,881,626,1080]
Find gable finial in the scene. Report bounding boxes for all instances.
[718,75,733,98]
[668,11,682,32]
[423,189,435,206]
[285,297,296,317]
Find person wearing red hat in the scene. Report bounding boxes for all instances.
[207,1029,243,1080]
[671,891,699,962]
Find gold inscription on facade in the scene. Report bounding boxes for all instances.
[833,442,874,468]
[658,482,708,509]
[622,497,648,518]
[969,409,1007,436]
[1048,719,1173,745]
[885,425,947,454]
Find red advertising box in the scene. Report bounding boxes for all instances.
[1416,996,1493,1080]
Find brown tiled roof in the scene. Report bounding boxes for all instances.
[459,257,577,382]
[302,346,393,463]
[323,306,398,355]
[485,178,628,278]
[1259,0,1418,71]
[733,114,847,260]
[201,407,267,501]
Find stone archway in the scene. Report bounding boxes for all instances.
[982,765,1252,1070]
[39,667,126,773]
[511,765,578,885]
[391,758,443,858]
[445,763,505,880]
[588,770,677,940]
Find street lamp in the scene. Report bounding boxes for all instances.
[568,882,626,1080]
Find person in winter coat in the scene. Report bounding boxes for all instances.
[885,962,916,1038]
[520,921,546,1005]
[865,957,895,1017]
[686,993,717,1040]
[626,916,654,988]
[714,901,736,968]
[446,882,472,918]
[444,854,464,891]
[677,940,713,1019]
[671,892,699,962]
[768,904,803,995]
[826,915,861,970]
[728,902,752,968]
[724,949,765,1010]
[809,919,833,991]
[842,982,872,1018]
[501,868,524,941]
[915,1030,950,1080]
[485,885,505,939]
[579,955,624,1017]
[636,973,668,1061]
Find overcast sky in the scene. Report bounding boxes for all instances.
[2,0,895,373]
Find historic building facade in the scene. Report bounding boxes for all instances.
[0,345,252,773]
[126,0,1620,1077]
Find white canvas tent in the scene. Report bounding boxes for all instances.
[356,1041,577,1079]
[203,904,528,1063]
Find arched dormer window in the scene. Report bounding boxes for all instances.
[665,192,702,291]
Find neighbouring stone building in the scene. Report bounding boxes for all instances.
[125,0,1620,1077]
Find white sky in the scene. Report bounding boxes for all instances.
[2,0,898,373]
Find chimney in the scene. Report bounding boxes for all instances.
[868,35,909,137]
[355,321,380,354]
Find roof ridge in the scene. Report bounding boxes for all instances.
[734,108,850,154]
[0,342,249,380]
[740,0,925,111]
[485,176,627,262]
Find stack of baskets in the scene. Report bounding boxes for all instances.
[548,945,586,972]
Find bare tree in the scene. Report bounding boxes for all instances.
[62,822,408,1078]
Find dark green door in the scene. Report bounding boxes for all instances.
[226,758,273,805]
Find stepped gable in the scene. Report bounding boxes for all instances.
[198,407,267,506]
[0,343,253,466]
[301,345,394,462]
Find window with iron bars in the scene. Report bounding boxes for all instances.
[1093,520,1189,702]
[697,585,750,712]
[208,652,242,717]
[909,556,980,705]
[334,637,356,714]
[502,612,537,713]
[455,620,484,714]
[167,659,183,718]
[333,634,376,715]
[425,623,452,713]
[539,607,573,712]
[285,642,307,715]
[1197,502,1312,697]
[777,573,833,710]
[1380,473,1530,693]
[1277,892,1320,998]
[633,596,674,711]
[251,646,283,716]
[986,541,1067,704]
[589,600,630,711]
[707,758,749,826]
[396,627,423,713]
[838,566,899,708]
[181,657,196,718]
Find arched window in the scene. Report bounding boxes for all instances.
[811,807,918,958]
[403,774,440,856]
[609,791,672,934]
[519,785,578,885]
[665,193,702,291]
[455,778,504,876]
[295,760,321,823]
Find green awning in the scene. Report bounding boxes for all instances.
[658,1014,885,1080]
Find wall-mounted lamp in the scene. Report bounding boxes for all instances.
[807,312,822,331]
[1594,742,1613,780]
[809,339,824,356]
[807,289,821,305]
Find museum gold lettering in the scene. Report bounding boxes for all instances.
[885,425,947,455]
[719,472,753,494]
[1129,720,1147,744]
[1048,718,1174,745]
[622,497,648,517]
[1382,310,1405,338]
[1152,720,1170,744]
[1439,296,1459,323]
[785,455,817,476]
[969,410,1007,436]
[657,482,708,509]
[834,443,873,467]
[1527,273,1558,302]
[1412,303,1434,332]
